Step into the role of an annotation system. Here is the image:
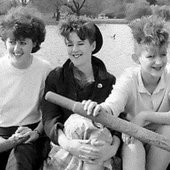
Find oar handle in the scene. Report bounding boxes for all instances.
[45,91,170,152]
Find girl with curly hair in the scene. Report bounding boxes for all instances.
[0,6,51,170]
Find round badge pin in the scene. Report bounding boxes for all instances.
[97,83,102,88]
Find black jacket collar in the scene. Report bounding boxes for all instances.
[62,56,109,81]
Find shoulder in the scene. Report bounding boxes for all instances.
[106,71,116,84]
[0,55,8,64]
[0,55,11,70]
[46,66,63,81]
[33,56,52,73]
[44,66,67,93]
[33,56,51,68]
[92,56,116,83]
[122,66,139,78]
[117,66,140,84]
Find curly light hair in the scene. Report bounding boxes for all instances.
[0,6,46,53]
[129,15,169,47]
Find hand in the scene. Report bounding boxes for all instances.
[67,139,101,163]
[92,141,117,162]
[9,128,30,146]
[122,133,135,144]
[24,130,40,143]
[11,126,32,144]
[82,100,102,117]
[14,126,31,138]
[131,111,149,127]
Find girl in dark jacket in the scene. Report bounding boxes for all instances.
[42,16,121,170]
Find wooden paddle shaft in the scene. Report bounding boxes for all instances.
[45,91,170,152]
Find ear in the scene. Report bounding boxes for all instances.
[91,41,96,52]
[131,54,140,64]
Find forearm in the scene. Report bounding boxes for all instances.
[144,111,170,125]
[111,135,121,156]
[0,137,16,153]
[58,129,70,151]
[42,95,63,143]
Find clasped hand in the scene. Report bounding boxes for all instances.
[68,138,114,164]
[9,126,39,145]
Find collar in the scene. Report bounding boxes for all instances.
[138,68,166,94]
[62,56,109,81]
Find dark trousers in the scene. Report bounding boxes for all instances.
[167,164,170,170]
[0,136,50,170]
[0,124,51,170]
[0,150,10,169]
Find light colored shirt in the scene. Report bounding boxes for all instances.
[0,55,52,127]
[101,65,170,121]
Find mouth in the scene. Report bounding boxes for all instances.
[13,53,23,58]
[72,54,81,58]
[152,66,163,71]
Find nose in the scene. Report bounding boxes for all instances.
[14,42,21,52]
[154,56,163,65]
[72,44,79,52]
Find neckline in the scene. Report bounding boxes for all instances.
[5,54,34,74]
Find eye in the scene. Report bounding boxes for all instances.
[78,42,84,46]
[8,40,16,45]
[66,43,73,47]
[147,55,154,58]
[19,41,27,45]
[161,53,167,57]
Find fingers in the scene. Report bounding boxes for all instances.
[13,126,31,141]
[122,133,135,144]
[78,155,99,164]
[90,139,106,146]
[10,135,29,145]
[82,100,101,116]
[79,144,99,158]
[17,136,30,144]
[79,152,100,161]
[79,139,91,144]
[15,126,31,135]
[93,105,102,117]
[83,100,95,115]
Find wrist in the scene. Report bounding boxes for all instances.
[64,139,72,152]
[58,129,71,151]
[8,137,17,148]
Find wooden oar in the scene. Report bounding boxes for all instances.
[45,91,170,152]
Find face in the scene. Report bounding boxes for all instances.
[137,44,168,80]
[65,32,96,68]
[5,35,34,69]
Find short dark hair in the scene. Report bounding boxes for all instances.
[59,16,96,45]
[0,6,46,53]
[129,15,169,47]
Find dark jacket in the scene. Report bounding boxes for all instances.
[42,56,117,144]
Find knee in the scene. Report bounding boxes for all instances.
[6,144,39,170]
[122,139,146,160]
[122,140,145,170]
[156,125,170,139]
[122,140,145,153]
